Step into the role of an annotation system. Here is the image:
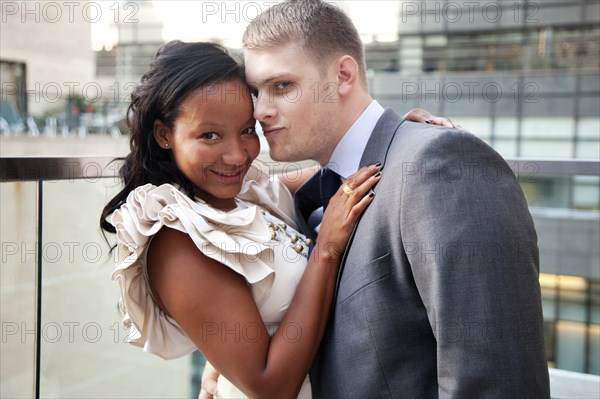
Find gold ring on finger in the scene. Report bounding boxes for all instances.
[342,184,353,197]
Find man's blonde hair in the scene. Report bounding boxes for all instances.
[243,0,368,86]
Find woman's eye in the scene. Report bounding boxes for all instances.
[242,127,257,135]
[201,132,219,140]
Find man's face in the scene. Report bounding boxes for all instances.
[245,42,340,164]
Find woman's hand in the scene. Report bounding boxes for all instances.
[316,163,382,262]
[199,361,220,399]
[404,108,464,130]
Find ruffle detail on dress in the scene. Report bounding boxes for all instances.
[238,163,299,231]
[110,183,275,360]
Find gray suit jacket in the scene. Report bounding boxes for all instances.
[296,109,550,398]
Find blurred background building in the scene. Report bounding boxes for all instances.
[1,1,599,398]
[94,1,162,104]
[365,0,599,161]
[0,0,94,134]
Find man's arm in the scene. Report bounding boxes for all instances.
[401,129,550,397]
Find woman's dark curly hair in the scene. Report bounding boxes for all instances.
[100,41,247,235]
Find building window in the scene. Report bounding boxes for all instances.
[371,26,600,74]
[0,60,27,122]
[541,273,600,374]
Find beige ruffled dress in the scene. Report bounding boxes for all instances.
[111,165,312,398]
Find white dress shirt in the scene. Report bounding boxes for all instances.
[311,100,385,233]
[325,100,385,179]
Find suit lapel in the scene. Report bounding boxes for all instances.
[332,109,406,305]
[359,108,405,169]
[294,109,405,305]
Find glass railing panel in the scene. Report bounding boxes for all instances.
[0,181,38,398]
[591,324,600,375]
[2,156,599,395]
[555,320,587,372]
[37,177,192,398]
[524,171,599,281]
[521,162,600,376]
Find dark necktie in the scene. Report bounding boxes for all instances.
[294,168,341,255]
[302,168,340,257]
[320,168,341,211]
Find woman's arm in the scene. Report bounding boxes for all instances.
[148,164,382,398]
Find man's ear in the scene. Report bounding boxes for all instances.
[335,55,359,97]
[153,120,172,149]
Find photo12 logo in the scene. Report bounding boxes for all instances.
[1,1,140,24]
[1,81,139,105]
[401,81,539,104]
[198,1,279,23]
[1,321,139,344]
[400,1,539,24]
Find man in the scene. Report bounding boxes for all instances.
[206,0,550,397]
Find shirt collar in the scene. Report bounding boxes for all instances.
[325,100,385,179]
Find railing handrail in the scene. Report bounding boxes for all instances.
[0,156,124,182]
[0,156,598,182]
[504,158,600,177]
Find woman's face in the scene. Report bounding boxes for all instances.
[157,79,260,210]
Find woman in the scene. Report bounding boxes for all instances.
[101,41,454,398]
[101,40,381,398]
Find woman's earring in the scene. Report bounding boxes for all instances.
[164,143,169,148]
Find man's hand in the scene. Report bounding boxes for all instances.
[199,361,220,399]
[404,108,464,130]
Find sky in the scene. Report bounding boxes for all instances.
[92,1,400,50]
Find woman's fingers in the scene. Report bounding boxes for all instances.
[347,190,376,220]
[337,163,382,197]
[317,164,382,260]
[345,169,380,207]
[330,163,382,218]
[404,107,464,131]
[200,361,220,399]
[403,107,431,122]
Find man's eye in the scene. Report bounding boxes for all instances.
[275,82,291,90]
[201,132,219,140]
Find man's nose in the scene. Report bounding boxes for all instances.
[253,92,276,122]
